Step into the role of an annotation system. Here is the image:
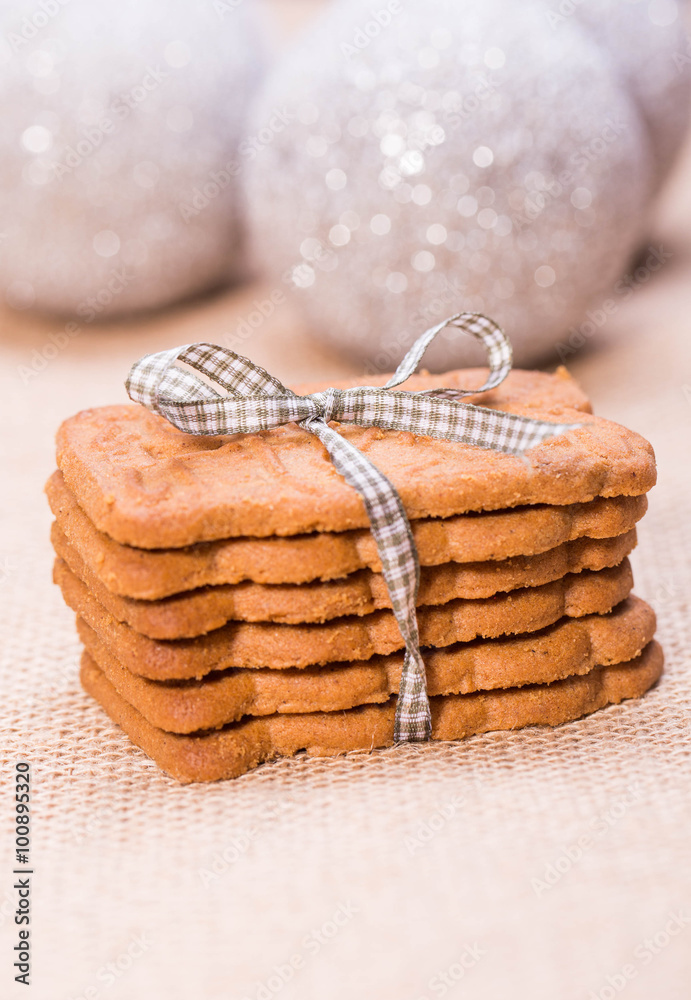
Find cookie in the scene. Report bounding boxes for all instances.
[55,367,656,547]
[55,557,634,678]
[77,595,656,732]
[53,521,637,636]
[79,640,664,782]
[46,469,648,596]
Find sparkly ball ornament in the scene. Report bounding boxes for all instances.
[574,0,691,186]
[0,0,264,317]
[244,0,690,368]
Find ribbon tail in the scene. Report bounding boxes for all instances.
[303,417,431,741]
[395,646,432,742]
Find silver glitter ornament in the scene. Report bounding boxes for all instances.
[0,0,264,318]
[243,0,690,369]
[574,0,690,185]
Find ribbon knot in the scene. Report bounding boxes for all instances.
[126,313,581,742]
[307,386,343,426]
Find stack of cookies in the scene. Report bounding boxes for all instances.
[47,365,662,783]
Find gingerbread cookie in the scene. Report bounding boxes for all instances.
[80,641,664,782]
[77,595,656,731]
[53,522,637,636]
[46,470,647,596]
[56,558,634,679]
[55,367,655,547]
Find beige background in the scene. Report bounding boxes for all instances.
[2,4,691,999]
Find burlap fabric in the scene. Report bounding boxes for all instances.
[2,214,691,997]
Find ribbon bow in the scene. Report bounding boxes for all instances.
[126,313,579,742]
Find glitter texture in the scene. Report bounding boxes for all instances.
[244,0,690,368]
[0,0,264,316]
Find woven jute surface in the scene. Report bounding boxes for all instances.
[2,198,691,999]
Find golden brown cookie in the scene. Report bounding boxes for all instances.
[55,367,656,547]
[77,595,656,732]
[53,521,637,636]
[55,557,634,679]
[46,469,647,596]
[80,640,664,782]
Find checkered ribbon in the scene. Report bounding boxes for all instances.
[126,313,580,741]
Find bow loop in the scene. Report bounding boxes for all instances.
[385,312,512,395]
[126,313,581,743]
[180,343,294,399]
